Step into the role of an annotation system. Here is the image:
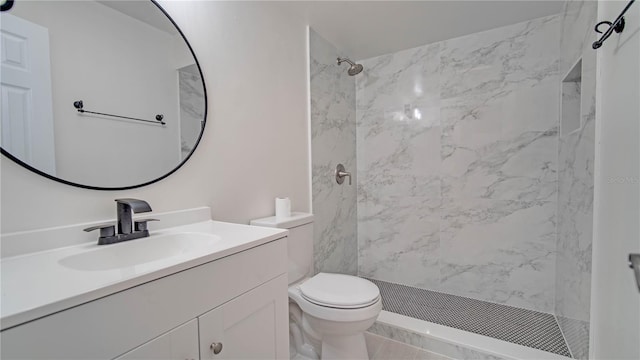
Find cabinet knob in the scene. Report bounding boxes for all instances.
[210,342,223,355]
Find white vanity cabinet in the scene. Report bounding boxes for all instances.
[116,320,199,360]
[0,238,289,360]
[198,275,287,359]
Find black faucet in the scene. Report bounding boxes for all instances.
[84,199,158,245]
[116,198,152,235]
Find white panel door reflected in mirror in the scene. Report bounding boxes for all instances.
[1,13,56,175]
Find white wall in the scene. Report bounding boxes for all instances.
[590,1,640,359]
[1,1,310,233]
[11,1,183,187]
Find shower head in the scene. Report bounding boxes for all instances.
[337,57,363,76]
[347,63,364,76]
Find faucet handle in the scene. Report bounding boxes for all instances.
[83,223,116,238]
[134,218,159,232]
[335,164,352,185]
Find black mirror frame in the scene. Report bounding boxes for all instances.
[0,0,207,191]
[0,0,14,12]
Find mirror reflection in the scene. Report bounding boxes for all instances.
[0,0,206,189]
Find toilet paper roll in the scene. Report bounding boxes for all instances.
[275,197,291,219]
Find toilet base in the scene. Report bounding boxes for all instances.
[287,280,382,360]
[321,333,369,360]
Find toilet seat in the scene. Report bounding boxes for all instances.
[299,273,380,309]
[288,274,382,323]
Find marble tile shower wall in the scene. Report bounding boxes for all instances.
[356,15,562,313]
[309,29,358,275]
[555,1,597,358]
[178,65,205,160]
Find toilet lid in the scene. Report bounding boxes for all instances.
[299,273,380,308]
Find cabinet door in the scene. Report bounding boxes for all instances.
[115,319,199,360]
[199,274,288,360]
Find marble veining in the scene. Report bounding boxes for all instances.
[310,29,358,275]
[440,84,559,203]
[561,80,582,136]
[554,1,597,358]
[358,195,441,289]
[178,64,205,159]
[439,198,557,311]
[356,43,441,114]
[439,16,560,100]
[356,14,561,313]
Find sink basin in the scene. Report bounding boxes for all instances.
[59,232,221,271]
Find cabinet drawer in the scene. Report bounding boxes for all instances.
[1,238,286,359]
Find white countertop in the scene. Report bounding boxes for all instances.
[0,220,287,330]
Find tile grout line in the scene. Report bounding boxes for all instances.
[554,315,575,359]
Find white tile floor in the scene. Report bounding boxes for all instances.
[365,332,453,360]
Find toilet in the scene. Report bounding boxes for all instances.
[251,213,381,360]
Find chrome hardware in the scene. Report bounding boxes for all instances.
[629,253,640,292]
[210,342,223,355]
[337,57,364,76]
[335,164,352,185]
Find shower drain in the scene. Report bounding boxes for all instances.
[366,278,572,358]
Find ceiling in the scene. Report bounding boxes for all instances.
[284,1,564,60]
[100,0,564,61]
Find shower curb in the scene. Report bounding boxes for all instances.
[370,312,572,360]
[369,319,506,360]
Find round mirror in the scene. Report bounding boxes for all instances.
[0,0,206,190]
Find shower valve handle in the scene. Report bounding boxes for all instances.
[335,164,352,185]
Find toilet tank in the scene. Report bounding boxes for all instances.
[250,213,314,285]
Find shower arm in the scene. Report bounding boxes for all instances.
[337,58,356,66]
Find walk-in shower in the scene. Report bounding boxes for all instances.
[309,1,598,357]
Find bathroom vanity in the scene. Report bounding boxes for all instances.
[0,208,289,359]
